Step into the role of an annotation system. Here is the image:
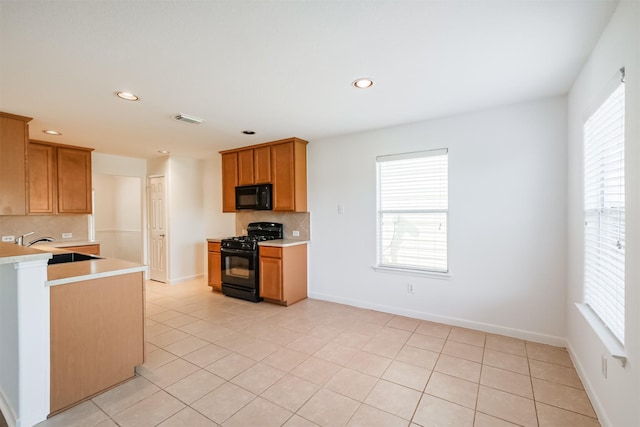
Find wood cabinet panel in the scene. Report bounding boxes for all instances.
[271,142,296,211]
[64,244,100,255]
[0,113,31,215]
[57,147,92,213]
[221,152,238,212]
[259,244,307,306]
[237,149,254,186]
[260,254,283,301]
[207,241,221,291]
[253,146,271,183]
[50,272,144,414]
[28,142,56,213]
[219,137,307,213]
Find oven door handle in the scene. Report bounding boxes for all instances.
[221,247,252,255]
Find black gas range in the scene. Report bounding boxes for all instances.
[220,222,283,302]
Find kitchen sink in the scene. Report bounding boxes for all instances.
[48,252,102,265]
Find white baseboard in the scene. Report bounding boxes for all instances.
[566,343,611,427]
[168,273,204,286]
[308,291,567,347]
[0,388,16,427]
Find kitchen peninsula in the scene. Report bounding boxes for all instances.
[0,242,147,426]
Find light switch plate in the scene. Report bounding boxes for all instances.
[62,233,72,239]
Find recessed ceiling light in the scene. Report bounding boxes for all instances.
[158,150,170,155]
[115,91,139,101]
[352,78,374,89]
[242,130,256,135]
[42,130,62,136]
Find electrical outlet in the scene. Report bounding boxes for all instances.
[601,355,608,379]
[2,235,15,243]
[407,283,414,293]
[338,204,344,215]
[62,232,72,239]
[292,230,300,237]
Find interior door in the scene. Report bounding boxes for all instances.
[148,176,167,282]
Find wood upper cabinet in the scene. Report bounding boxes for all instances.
[57,147,92,213]
[207,241,221,291]
[259,243,307,306]
[237,149,255,186]
[271,139,307,212]
[238,146,271,186]
[219,137,307,213]
[28,142,56,213]
[253,146,271,184]
[221,152,238,212]
[0,112,32,215]
[28,140,93,214]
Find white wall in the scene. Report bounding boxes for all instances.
[167,156,206,283]
[308,96,568,343]
[566,1,640,426]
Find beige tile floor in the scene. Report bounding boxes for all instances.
[36,278,600,427]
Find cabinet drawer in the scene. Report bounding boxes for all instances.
[208,242,221,252]
[260,246,282,258]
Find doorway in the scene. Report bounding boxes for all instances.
[93,174,143,263]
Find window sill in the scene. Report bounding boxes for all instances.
[575,303,627,367]
[372,266,451,280]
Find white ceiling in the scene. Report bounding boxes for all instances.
[0,0,617,159]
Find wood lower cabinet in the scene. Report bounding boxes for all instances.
[49,272,144,414]
[207,241,221,291]
[64,244,100,255]
[28,140,93,214]
[0,112,31,215]
[259,244,307,306]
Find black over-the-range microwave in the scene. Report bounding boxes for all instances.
[235,184,273,210]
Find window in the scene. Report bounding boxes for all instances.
[584,74,625,345]
[376,149,448,273]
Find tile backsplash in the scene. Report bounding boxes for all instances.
[0,215,90,243]
[236,211,310,240]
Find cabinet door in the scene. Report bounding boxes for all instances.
[271,141,296,211]
[28,142,56,214]
[221,152,238,212]
[260,255,283,301]
[0,115,29,215]
[253,146,271,184]
[208,243,221,291]
[237,149,254,186]
[57,147,92,213]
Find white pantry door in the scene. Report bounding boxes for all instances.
[148,176,167,282]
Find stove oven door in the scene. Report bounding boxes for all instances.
[220,247,260,301]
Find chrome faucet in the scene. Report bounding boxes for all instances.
[27,237,56,246]
[15,231,35,246]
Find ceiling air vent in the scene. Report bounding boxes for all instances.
[173,113,203,124]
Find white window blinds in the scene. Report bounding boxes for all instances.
[377,149,448,272]
[584,77,625,345]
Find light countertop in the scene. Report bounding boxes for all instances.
[28,244,147,287]
[259,239,309,247]
[0,242,51,265]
